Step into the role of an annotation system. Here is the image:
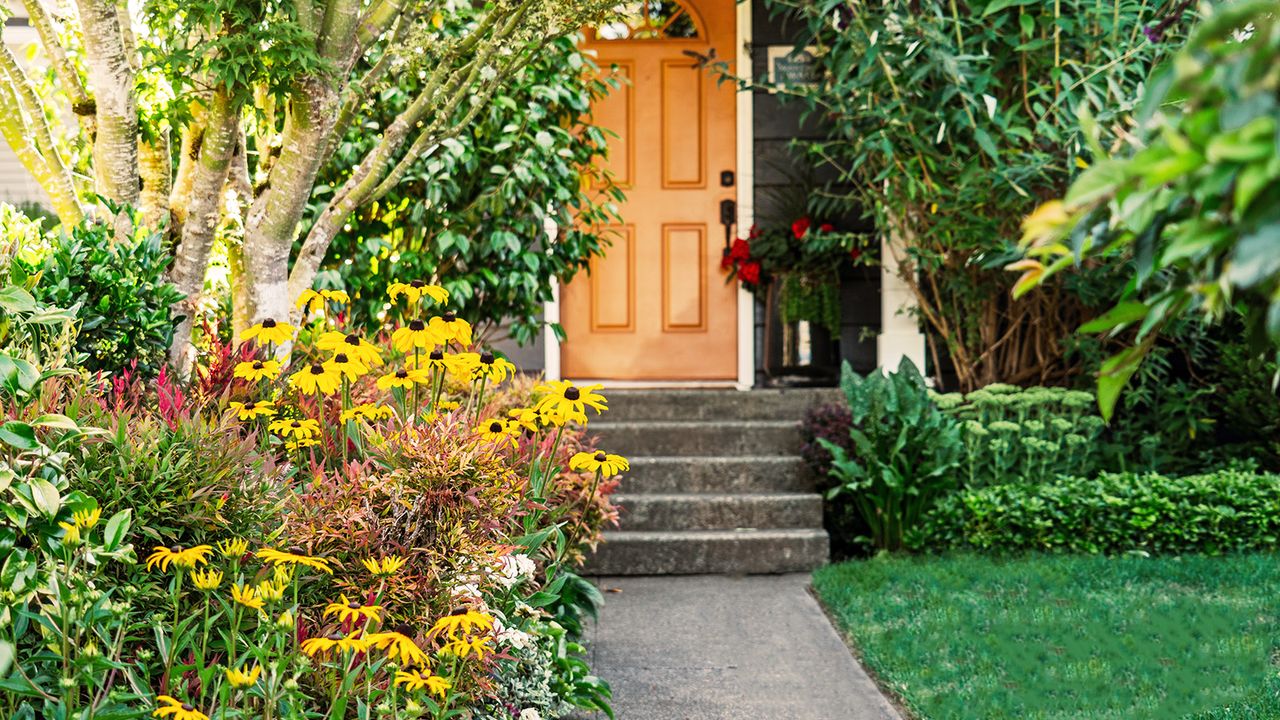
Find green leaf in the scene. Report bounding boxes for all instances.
[982,0,1037,16]
[103,510,132,552]
[973,128,1000,161]
[28,478,61,517]
[0,640,12,678]
[1065,160,1128,206]
[1079,302,1149,334]
[0,286,36,314]
[0,421,38,450]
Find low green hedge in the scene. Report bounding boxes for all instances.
[916,469,1280,554]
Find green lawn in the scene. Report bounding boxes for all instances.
[813,554,1280,719]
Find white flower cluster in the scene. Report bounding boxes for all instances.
[494,553,537,589]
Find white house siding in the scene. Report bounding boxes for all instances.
[1,5,55,210]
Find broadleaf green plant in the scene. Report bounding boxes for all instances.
[819,358,962,551]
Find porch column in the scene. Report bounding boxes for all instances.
[877,233,927,372]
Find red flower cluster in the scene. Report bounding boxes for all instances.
[722,226,764,290]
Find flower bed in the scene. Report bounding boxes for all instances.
[0,280,622,719]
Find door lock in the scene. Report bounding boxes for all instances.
[719,199,737,255]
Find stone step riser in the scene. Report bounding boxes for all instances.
[604,389,842,423]
[614,493,823,531]
[585,529,830,575]
[593,422,801,457]
[621,457,817,494]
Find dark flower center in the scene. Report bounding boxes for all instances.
[309,364,325,375]
[396,370,409,378]
[594,451,607,462]
[409,320,425,331]
[410,280,425,288]
[347,601,361,609]
[345,333,360,345]
[252,361,264,369]
[429,349,444,360]
[182,704,195,711]
[564,387,580,401]
[443,311,456,322]
[480,351,494,364]
[489,421,503,433]
[449,606,468,616]
[170,545,182,553]
[245,402,257,410]
[327,632,345,641]
[334,353,349,363]
[291,421,301,428]
[261,318,277,328]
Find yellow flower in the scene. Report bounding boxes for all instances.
[153,695,208,720]
[257,548,333,574]
[316,331,384,367]
[324,594,383,624]
[475,419,518,449]
[391,319,442,353]
[296,288,350,313]
[216,538,249,559]
[388,280,448,306]
[230,583,264,611]
[240,318,295,346]
[1020,199,1072,247]
[376,368,428,391]
[393,669,451,697]
[229,400,276,421]
[285,437,320,452]
[291,362,343,395]
[233,360,281,382]
[569,450,630,477]
[436,400,460,412]
[429,609,494,640]
[59,521,81,547]
[301,631,368,657]
[445,351,479,382]
[256,578,286,603]
[534,380,608,425]
[361,555,406,577]
[440,635,494,660]
[73,507,101,529]
[341,403,395,423]
[366,631,429,666]
[225,664,261,689]
[413,348,454,373]
[507,406,547,433]
[460,351,515,383]
[276,610,295,630]
[428,312,472,347]
[146,545,213,572]
[268,418,320,439]
[324,352,369,381]
[191,569,223,591]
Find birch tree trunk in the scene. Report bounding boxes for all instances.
[74,0,138,222]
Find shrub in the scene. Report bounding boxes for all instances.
[933,384,1105,486]
[821,358,962,551]
[917,469,1280,555]
[27,220,183,376]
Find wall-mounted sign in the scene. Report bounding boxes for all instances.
[766,45,819,89]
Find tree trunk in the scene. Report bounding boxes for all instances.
[75,0,138,225]
[139,131,172,232]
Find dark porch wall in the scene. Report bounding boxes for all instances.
[749,1,880,386]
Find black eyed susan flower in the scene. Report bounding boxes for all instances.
[429,608,494,640]
[296,288,350,314]
[316,331,383,367]
[468,351,516,383]
[257,548,333,574]
[393,668,451,697]
[59,521,81,546]
[240,318,295,346]
[475,419,518,449]
[146,545,214,572]
[570,450,630,477]
[507,406,546,433]
[300,631,368,657]
[415,347,453,372]
[324,595,384,624]
[534,380,608,425]
[268,418,320,439]
[233,359,281,382]
[291,363,343,395]
[256,578,286,603]
[366,630,429,666]
[428,311,473,347]
[153,695,209,720]
[324,352,369,381]
[230,582,264,611]
[440,635,494,660]
[229,400,277,421]
[73,507,101,528]
[388,280,449,306]
[376,367,428,391]
[436,400,460,412]
[361,555,406,577]
[341,403,395,423]
[391,319,442,353]
[285,437,320,452]
[191,568,223,591]
[216,538,249,559]
[224,664,261,689]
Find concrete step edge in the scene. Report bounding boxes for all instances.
[594,420,800,429]
[613,492,821,502]
[601,528,828,541]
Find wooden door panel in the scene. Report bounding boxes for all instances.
[563,0,736,381]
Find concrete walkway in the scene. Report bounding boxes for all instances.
[579,574,903,720]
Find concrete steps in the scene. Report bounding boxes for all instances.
[586,388,833,575]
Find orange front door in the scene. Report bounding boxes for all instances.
[561,0,738,381]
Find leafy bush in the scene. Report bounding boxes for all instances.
[918,469,1280,554]
[26,220,183,376]
[820,359,962,551]
[933,384,1106,486]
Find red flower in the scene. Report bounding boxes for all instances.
[819,223,834,233]
[748,224,763,240]
[850,247,863,262]
[729,238,751,261]
[720,253,734,271]
[791,217,811,239]
[739,261,761,284]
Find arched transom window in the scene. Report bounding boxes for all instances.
[594,1,701,40]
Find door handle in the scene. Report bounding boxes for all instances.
[719,199,736,255]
